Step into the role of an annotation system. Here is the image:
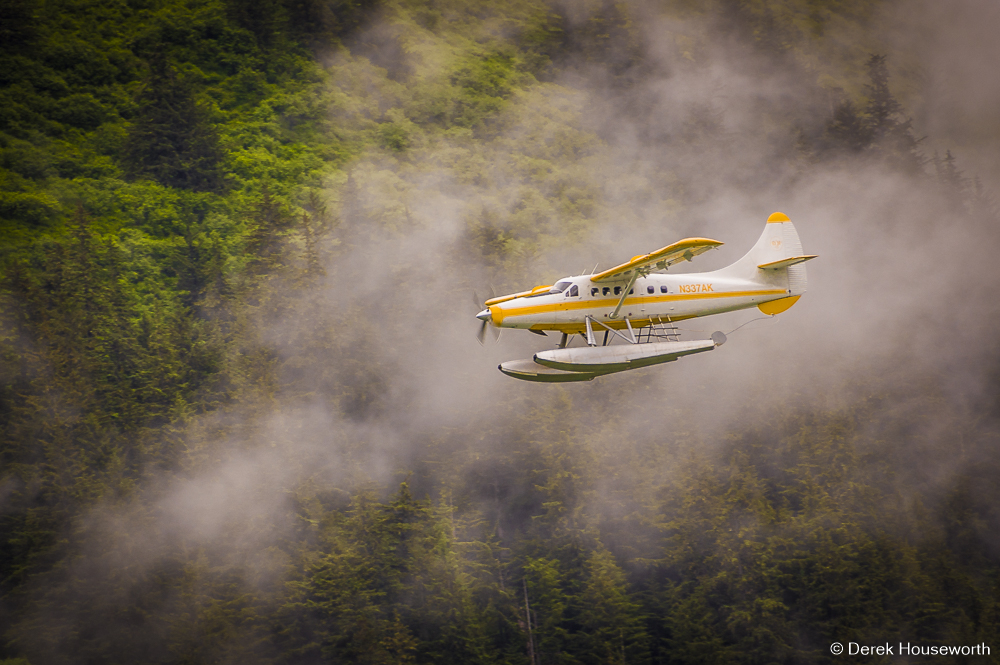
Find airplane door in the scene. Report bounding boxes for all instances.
[557,284,580,322]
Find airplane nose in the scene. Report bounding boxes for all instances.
[476,308,492,322]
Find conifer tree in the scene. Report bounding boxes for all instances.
[247,182,293,273]
[933,150,967,209]
[576,547,649,665]
[969,177,998,222]
[226,0,284,49]
[122,57,227,192]
[523,558,572,663]
[282,0,382,46]
[0,0,38,53]
[300,190,332,277]
[825,99,871,154]
[863,54,923,173]
[820,55,922,172]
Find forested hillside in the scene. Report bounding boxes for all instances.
[2,0,999,663]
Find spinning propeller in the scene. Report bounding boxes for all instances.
[474,291,501,344]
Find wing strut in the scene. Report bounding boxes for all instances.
[609,272,640,319]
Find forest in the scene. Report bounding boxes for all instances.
[1,0,999,663]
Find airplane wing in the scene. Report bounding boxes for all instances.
[590,237,723,283]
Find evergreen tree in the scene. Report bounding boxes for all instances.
[820,55,922,172]
[576,547,649,665]
[299,190,333,277]
[863,54,923,173]
[825,99,871,154]
[226,0,285,49]
[247,182,294,273]
[969,176,998,222]
[0,0,38,53]
[283,0,382,47]
[933,150,967,210]
[523,558,572,664]
[122,57,227,193]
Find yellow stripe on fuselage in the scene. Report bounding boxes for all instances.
[528,316,700,335]
[498,288,787,319]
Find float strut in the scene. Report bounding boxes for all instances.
[625,318,636,344]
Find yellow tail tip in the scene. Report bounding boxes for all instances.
[758,295,800,315]
[767,212,790,222]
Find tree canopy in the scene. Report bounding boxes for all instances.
[1,1,998,664]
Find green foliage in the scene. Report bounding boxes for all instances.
[451,48,526,130]
[524,557,572,660]
[122,58,227,192]
[279,483,511,664]
[577,547,649,664]
[1,1,999,664]
[641,397,1000,664]
[285,0,384,47]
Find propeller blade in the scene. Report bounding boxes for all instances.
[477,319,488,345]
[473,291,482,308]
[493,326,502,343]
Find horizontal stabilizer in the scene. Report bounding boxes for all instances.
[757,255,817,270]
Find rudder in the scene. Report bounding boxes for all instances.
[719,212,812,297]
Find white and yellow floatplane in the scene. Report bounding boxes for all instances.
[476,212,816,382]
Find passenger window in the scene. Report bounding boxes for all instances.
[647,286,655,294]
[602,287,610,296]
[629,288,634,294]
[568,285,579,297]
[591,287,599,297]
[660,285,668,293]
[614,286,621,296]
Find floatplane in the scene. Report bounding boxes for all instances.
[476,212,815,382]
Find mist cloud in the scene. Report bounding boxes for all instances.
[19,1,1000,657]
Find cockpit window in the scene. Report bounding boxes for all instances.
[549,281,572,294]
[567,285,579,297]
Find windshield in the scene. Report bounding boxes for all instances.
[549,280,572,294]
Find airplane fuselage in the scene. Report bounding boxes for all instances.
[487,270,796,335]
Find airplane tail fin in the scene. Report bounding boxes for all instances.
[719,212,815,303]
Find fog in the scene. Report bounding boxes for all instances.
[20,0,1000,656]
[115,0,1000,549]
[890,0,1000,189]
